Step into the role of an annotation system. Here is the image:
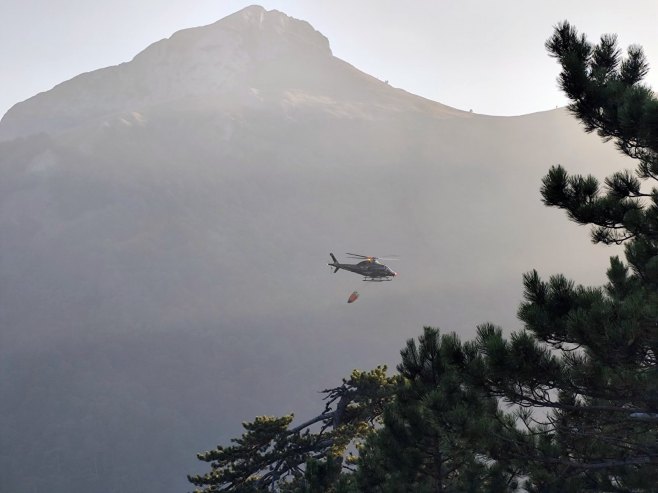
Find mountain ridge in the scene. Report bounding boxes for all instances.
[0,5,467,142]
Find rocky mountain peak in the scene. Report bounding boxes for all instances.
[0,6,333,141]
[132,5,331,66]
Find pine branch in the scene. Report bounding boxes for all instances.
[550,456,656,470]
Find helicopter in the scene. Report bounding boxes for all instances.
[328,253,397,281]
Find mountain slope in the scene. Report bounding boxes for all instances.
[0,6,628,493]
[0,5,464,142]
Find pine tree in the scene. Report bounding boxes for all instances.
[188,367,396,492]
[354,328,521,493]
[467,21,658,491]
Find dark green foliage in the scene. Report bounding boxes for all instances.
[280,455,358,493]
[468,21,658,491]
[543,21,658,248]
[353,328,521,492]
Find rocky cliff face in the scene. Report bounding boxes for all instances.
[0,6,627,493]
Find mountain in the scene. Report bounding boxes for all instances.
[0,5,463,142]
[0,6,629,493]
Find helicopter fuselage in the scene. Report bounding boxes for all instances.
[328,255,396,281]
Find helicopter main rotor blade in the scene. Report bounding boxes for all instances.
[345,253,399,261]
[345,253,371,259]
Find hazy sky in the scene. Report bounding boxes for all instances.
[3,0,658,118]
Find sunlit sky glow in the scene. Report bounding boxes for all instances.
[2,0,658,118]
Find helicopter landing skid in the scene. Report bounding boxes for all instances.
[362,278,393,282]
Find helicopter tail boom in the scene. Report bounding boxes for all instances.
[329,253,340,273]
